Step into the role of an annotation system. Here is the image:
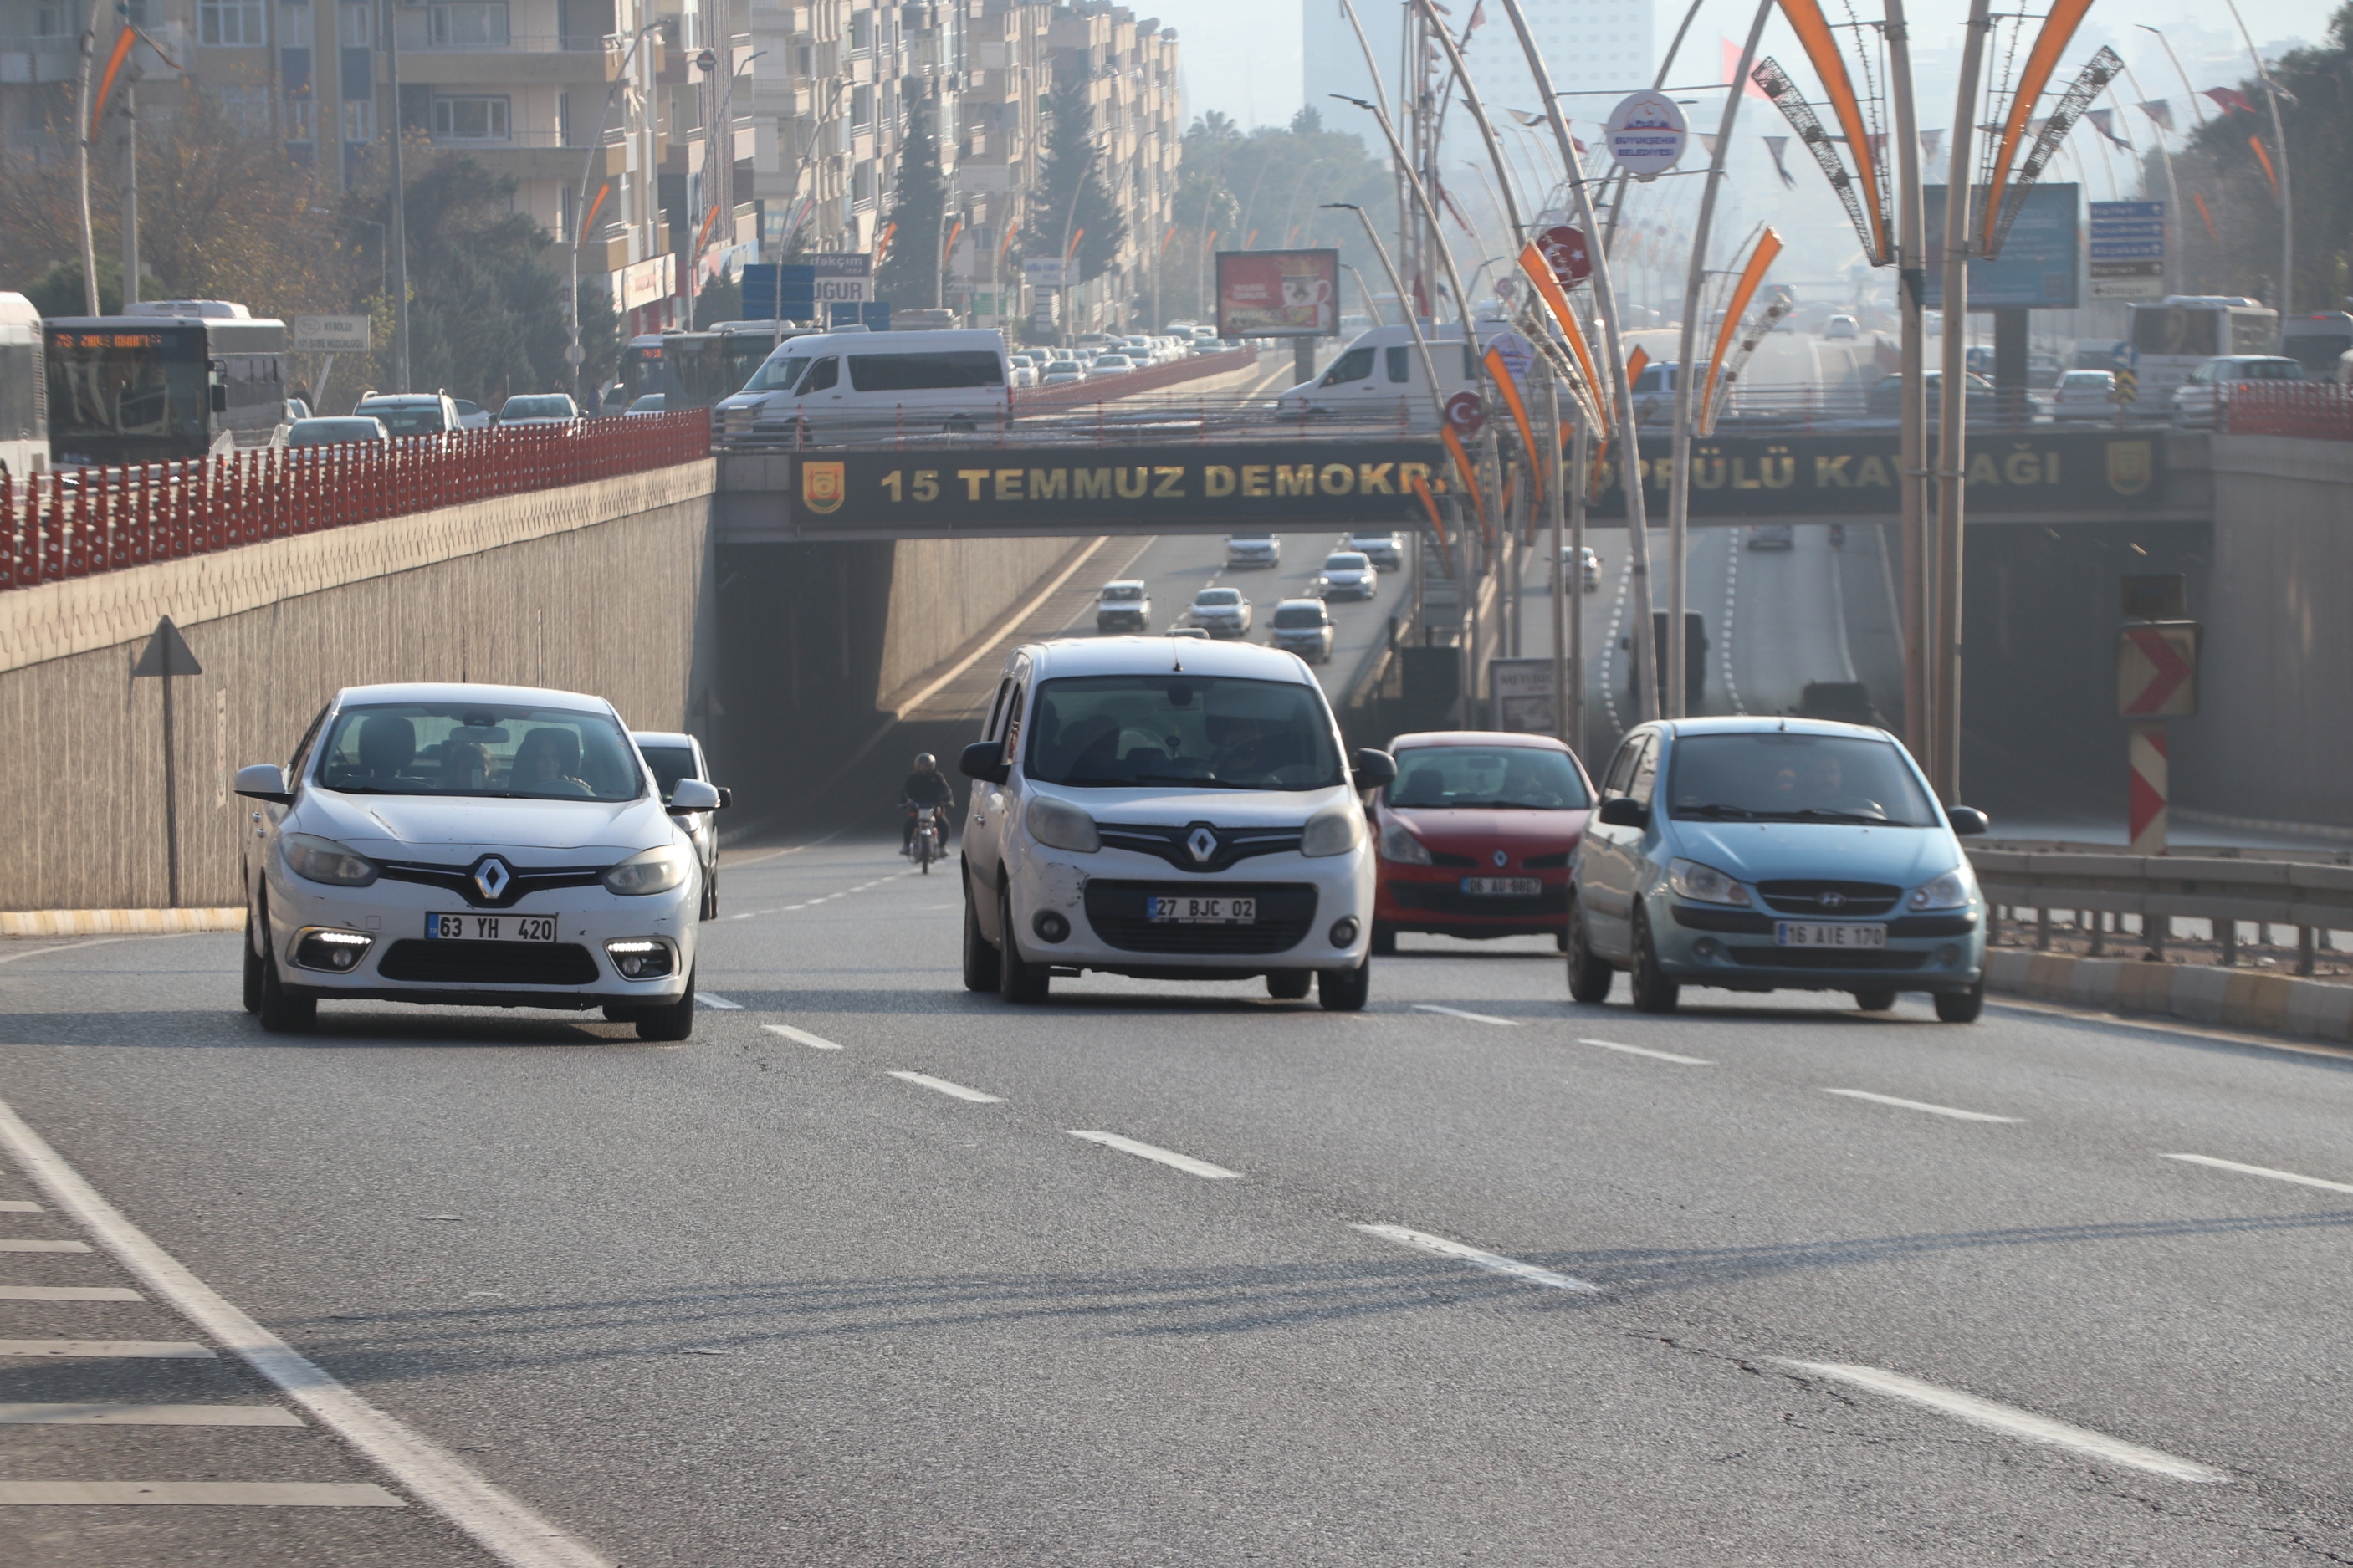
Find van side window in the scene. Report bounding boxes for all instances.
[1322,347,1375,386]
[847,352,1006,391]
[801,357,838,392]
[1001,683,1026,763]
[1628,737,1660,806]
[983,677,1012,741]
[1384,347,1411,383]
[1601,736,1642,797]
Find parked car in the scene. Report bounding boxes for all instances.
[1095,580,1153,633]
[2170,354,2303,428]
[1347,531,1404,569]
[1225,534,1281,569]
[1266,598,1335,664]
[1823,314,1859,340]
[1187,586,1252,637]
[451,398,492,430]
[497,393,584,427]
[233,683,719,1040]
[954,637,1393,1008]
[284,416,389,448]
[1372,731,1594,953]
[2051,370,2117,421]
[1314,550,1379,601]
[352,391,463,437]
[1565,716,1990,1019]
[1746,524,1794,550]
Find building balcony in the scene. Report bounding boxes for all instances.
[389,32,628,87]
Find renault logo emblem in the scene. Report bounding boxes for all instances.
[1187,827,1219,863]
[473,856,514,901]
[1492,850,1509,868]
[1818,891,1846,909]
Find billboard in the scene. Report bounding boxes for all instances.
[1215,249,1341,338]
[2088,200,2165,301]
[1922,184,2079,309]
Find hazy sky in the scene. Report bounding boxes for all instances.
[1155,0,2343,131]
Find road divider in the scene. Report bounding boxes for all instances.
[1985,947,2353,1050]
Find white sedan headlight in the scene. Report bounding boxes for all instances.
[1668,858,1750,907]
[1027,796,1100,854]
[1302,804,1364,858]
[1379,820,1432,865]
[604,844,692,896]
[283,833,380,886]
[1909,865,1977,910]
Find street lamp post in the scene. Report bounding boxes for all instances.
[1932,0,1995,803]
[2223,0,2294,314]
[569,19,667,402]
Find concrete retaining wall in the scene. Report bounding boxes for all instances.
[876,535,1085,702]
[0,462,719,911]
[1985,947,2353,1047]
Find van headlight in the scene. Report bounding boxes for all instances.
[1026,797,1100,854]
[1302,803,1364,858]
[1668,858,1750,906]
[604,844,692,896]
[1379,820,1432,864]
[1909,865,1976,910]
[283,833,380,886]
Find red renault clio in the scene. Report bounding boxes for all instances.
[1370,730,1595,953]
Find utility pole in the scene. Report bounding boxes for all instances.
[384,0,411,392]
[74,11,101,314]
[120,74,139,307]
[2223,0,2293,314]
[1885,0,1928,756]
[1933,0,1994,804]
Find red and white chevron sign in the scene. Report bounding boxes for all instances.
[2117,622,2197,716]
[2129,724,2168,856]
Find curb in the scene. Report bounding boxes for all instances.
[0,909,243,938]
[1985,948,2353,1045]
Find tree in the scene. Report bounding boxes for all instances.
[1025,75,1128,283]
[1160,115,1394,323]
[877,95,948,307]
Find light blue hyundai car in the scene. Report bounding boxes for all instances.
[1567,717,1990,1020]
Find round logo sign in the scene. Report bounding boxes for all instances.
[1604,92,1689,182]
[1445,391,1486,439]
[1537,225,1591,288]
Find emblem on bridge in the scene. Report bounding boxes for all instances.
[2104,440,2151,498]
[801,461,847,514]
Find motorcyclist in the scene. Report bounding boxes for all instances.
[901,753,955,856]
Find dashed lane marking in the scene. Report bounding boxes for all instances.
[0,1200,41,1212]
[1822,1088,2020,1123]
[2160,1152,2353,1196]
[1067,1131,1241,1180]
[887,1071,1005,1104]
[694,993,744,1010]
[0,1341,216,1359]
[0,1286,143,1301]
[0,1239,90,1252]
[1352,1223,1603,1294]
[1578,1037,1713,1065]
[1411,1004,1521,1027]
[1779,1361,2228,1484]
[762,1024,843,1050]
[0,1402,303,1426]
[0,1481,407,1507]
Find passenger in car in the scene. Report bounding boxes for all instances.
[513,728,591,797]
[356,715,416,783]
[442,741,490,792]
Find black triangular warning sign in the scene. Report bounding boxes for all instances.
[131,616,202,678]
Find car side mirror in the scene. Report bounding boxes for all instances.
[959,739,1010,785]
[1598,796,1650,829]
[714,785,733,810]
[234,763,294,804]
[1350,748,1398,790]
[209,383,228,413]
[668,779,722,814]
[1946,804,1990,837]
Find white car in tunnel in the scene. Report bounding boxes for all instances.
[956,638,1394,1009]
[234,683,719,1041]
[1187,587,1253,637]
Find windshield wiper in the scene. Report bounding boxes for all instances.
[1737,807,1900,825]
[1122,774,1252,788]
[1674,803,1762,819]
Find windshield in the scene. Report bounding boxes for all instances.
[503,396,573,418]
[1665,733,1940,825]
[1197,589,1240,606]
[315,703,644,801]
[1325,554,1369,570]
[743,354,809,392]
[1271,605,1327,629]
[288,419,384,446]
[360,402,447,436]
[637,744,698,802]
[45,329,207,444]
[1389,747,1589,810]
[1026,675,1343,790]
[1101,585,1143,601]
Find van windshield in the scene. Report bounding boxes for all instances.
[743,355,809,391]
[1026,676,1343,790]
[1665,733,1939,825]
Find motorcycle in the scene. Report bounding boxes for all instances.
[912,804,942,873]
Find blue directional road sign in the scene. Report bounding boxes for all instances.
[2089,200,2166,301]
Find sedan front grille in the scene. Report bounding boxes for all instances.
[376,941,601,985]
[1755,880,1901,917]
[1082,881,1317,954]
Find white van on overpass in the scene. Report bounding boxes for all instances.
[718,328,1010,442]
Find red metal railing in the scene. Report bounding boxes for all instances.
[2223,382,2353,441]
[0,412,710,595]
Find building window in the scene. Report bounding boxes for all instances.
[200,0,267,45]
[341,96,374,142]
[33,2,71,37]
[849,9,872,51]
[277,1,312,44]
[431,94,509,140]
[851,84,872,126]
[284,93,315,140]
[428,2,508,45]
[339,2,371,46]
[216,84,272,130]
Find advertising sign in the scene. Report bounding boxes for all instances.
[1488,657,1563,733]
[1604,93,1689,181]
[2088,200,2165,301]
[1922,184,2080,309]
[1022,256,1071,288]
[291,314,371,353]
[619,253,676,313]
[810,252,873,305]
[1215,249,1342,339]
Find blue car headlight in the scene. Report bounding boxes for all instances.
[1668,858,1750,907]
[1909,865,1977,910]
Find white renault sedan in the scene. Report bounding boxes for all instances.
[957,637,1394,1009]
[235,684,718,1040]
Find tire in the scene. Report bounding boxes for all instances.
[1854,988,1899,1012]
[962,867,1001,993]
[1628,911,1680,1014]
[998,881,1050,1003]
[1566,900,1615,1004]
[1370,922,1398,958]
[635,973,696,1041]
[256,943,316,1034]
[701,866,719,922]
[1935,980,1986,1024]
[1266,969,1313,1000]
[601,1004,642,1024]
[242,901,265,1015]
[1317,958,1370,1012]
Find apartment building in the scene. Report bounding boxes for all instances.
[1038,1,1179,333]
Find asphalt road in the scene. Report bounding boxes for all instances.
[4,840,2353,1565]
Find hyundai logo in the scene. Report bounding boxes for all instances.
[473,856,514,901]
[1817,891,1846,909]
[1186,827,1219,863]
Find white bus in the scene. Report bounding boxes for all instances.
[2125,296,2279,406]
[0,293,43,478]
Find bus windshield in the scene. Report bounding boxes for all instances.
[45,330,207,446]
[2130,307,2220,359]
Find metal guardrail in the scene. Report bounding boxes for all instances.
[1967,845,2353,973]
[2224,382,2353,442]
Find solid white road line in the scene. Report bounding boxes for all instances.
[887,1070,1005,1104]
[1780,1361,2229,1484]
[2160,1152,2353,1196]
[0,1095,613,1568]
[1822,1088,2020,1123]
[0,1239,90,1252]
[0,1402,303,1426]
[1067,1131,1241,1180]
[0,1481,405,1506]
[0,1341,215,1359]
[0,1286,143,1301]
[0,937,135,967]
[694,993,744,1009]
[1353,1223,1603,1294]
[0,1199,40,1211]
[1578,1037,1713,1065]
[1411,1004,1521,1027]
[761,1024,843,1050]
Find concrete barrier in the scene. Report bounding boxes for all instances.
[1984,947,2353,1047]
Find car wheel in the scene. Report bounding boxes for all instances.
[1567,900,1614,1004]
[1628,911,1679,1014]
[1266,970,1313,1000]
[944,416,976,434]
[702,866,719,922]
[1317,958,1370,1012]
[242,900,265,1015]
[1934,980,1986,1024]
[635,973,697,1041]
[998,881,1050,1003]
[256,939,316,1034]
[1854,988,1899,1012]
[962,866,1002,993]
[1370,922,1398,958]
